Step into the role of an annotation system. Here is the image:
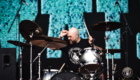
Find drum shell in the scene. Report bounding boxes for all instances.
[80,49,101,64]
[51,72,82,80]
[79,48,102,74]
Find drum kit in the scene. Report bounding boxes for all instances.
[7,20,124,80]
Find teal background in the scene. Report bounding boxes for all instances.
[0,0,140,61]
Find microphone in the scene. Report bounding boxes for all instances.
[114,0,118,7]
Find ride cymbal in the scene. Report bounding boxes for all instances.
[92,21,122,31]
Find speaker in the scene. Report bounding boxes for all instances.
[0,48,16,80]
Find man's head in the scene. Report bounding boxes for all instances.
[67,27,80,44]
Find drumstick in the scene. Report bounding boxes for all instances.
[114,64,117,71]
[83,21,90,36]
[58,63,65,73]
[113,64,117,74]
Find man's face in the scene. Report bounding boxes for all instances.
[67,32,78,44]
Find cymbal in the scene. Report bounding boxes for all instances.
[19,20,44,42]
[7,40,30,47]
[30,35,67,48]
[102,49,123,53]
[92,21,122,31]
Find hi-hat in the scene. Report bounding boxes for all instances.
[92,21,122,31]
[19,20,44,42]
[30,35,67,48]
[7,40,30,48]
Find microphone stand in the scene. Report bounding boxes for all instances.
[7,1,28,80]
[8,0,25,33]
[117,1,133,67]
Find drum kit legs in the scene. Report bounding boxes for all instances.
[33,44,50,80]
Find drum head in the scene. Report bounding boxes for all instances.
[51,72,81,80]
[80,49,100,64]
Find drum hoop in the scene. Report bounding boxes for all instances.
[43,69,58,72]
[84,62,98,65]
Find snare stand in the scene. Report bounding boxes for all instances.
[33,43,50,80]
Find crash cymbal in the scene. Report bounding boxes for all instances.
[30,35,67,48]
[92,21,122,31]
[7,40,30,47]
[19,20,44,42]
[102,49,123,53]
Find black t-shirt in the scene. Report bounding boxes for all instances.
[60,39,91,71]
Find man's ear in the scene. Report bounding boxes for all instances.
[77,34,79,37]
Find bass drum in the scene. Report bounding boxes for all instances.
[51,72,82,80]
[42,69,58,80]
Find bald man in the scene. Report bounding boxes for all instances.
[54,28,104,79]
[58,28,103,50]
[58,27,93,45]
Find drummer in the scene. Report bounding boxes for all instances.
[51,27,104,79]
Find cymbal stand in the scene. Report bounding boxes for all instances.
[29,31,34,80]
[29,41,32,80]
[105,26,110,80]
[110,45,115,80]
[33,43,50,80]
[111,52,114,80]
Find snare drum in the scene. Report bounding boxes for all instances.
[79,47,102,74]
[51,72,82,80]
[42,69,58,80]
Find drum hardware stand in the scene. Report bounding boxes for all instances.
[33,43,50,80]
[29,32,33,80]
[110,45,115,80]
[7,1,28,80]
[29,42,33,80]
[104,26,110,80]
[111,52,115,80]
